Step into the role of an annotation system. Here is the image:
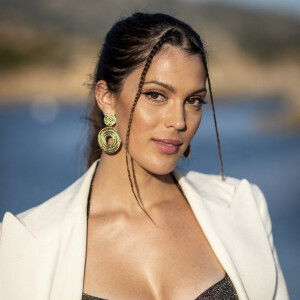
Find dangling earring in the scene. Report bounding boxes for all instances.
[184,144,191,158]
[98,114,121,154]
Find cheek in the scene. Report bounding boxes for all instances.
[186,111,202,140]
[115,98,160,147]
[129,104,160,140]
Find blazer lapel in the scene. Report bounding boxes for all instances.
[174,167,276,300]
[0,161,98,300]
[0,212,38,299]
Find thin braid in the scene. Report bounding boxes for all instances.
[203,60,225,181]
[125,30,174,219]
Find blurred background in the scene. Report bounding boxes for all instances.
[0,0,299,298]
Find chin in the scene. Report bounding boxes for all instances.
[138,156,180,176]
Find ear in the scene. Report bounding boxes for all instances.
[95,80,116,115]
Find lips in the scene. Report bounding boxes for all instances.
[152,139,182,154]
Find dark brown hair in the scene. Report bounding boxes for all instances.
[86,13,224,212]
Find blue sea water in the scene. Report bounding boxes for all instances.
[0,99,299,298]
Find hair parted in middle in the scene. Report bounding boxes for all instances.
[87,12,224,214]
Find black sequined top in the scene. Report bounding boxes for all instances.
[82,272,239,300]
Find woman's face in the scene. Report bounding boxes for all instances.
[114,46,207,175]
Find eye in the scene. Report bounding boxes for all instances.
[142,91,166,103]
[186,97,207,108]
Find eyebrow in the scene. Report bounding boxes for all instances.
[143,80,207,96]
[144,81,176,93]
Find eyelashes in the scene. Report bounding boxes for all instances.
[142,91,207,108]
[186,97,208,106]
[142,91,166,102]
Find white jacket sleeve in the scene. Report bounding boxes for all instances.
[252,184,290,300]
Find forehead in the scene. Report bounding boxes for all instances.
[124,46,206,93]
[147,46,206,86]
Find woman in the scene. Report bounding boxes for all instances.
[0,13,289,300]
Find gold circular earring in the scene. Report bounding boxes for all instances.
[184,144,191,158]
[98,114,121,154]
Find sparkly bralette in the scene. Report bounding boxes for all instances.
[82,272,239,300]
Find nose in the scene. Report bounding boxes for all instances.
[165,102,186,131]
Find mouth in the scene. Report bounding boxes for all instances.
[152,139,183,154]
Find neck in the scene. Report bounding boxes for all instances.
[90,151,177,216]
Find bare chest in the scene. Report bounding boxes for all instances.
[83,207,225,300]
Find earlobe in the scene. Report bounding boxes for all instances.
[95,80,116,115]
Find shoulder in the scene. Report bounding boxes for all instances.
[0,161,98,237]
[174,166,269,225]
[175,166,242,187]
[174,166,244,205]
[17,176,84,231]
[175,165,264,196]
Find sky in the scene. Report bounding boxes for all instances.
[181,0,300,18]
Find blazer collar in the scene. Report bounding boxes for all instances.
[173,167,276,300]
[6,160,98,238]
[3,163,230,240]
[0,160,99,299]
[173,166,237,207]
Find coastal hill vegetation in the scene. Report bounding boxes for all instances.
[0,0,299,129]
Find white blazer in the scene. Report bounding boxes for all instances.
[0,160,289,300]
